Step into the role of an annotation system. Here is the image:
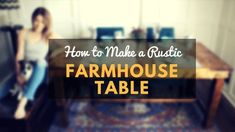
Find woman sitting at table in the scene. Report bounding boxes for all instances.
[15,7,59,119]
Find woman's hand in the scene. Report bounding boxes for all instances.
[16,60,25,86]
[17,74,26,86]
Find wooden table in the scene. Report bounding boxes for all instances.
[195,42,232,128]
[49,42,233,128]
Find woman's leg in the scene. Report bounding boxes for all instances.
[14,96,28,119]
[14,63,46,119]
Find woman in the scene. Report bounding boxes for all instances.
[15,7,58,119]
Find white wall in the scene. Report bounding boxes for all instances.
[142,0,223,51]
[78,0,140,37]
[2,0,223,49]
[215,0,235,105]
[0,7,21,26]
[0,11,8,26]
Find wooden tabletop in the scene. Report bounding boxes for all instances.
[196,42,233,79]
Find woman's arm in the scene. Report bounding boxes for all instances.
[16,29,26,75]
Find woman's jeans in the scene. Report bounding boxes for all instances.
[23,62,46,101]
[0,62,46,101]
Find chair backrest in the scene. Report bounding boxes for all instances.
[0,27,16,98]
[159,27,175,39]
[146,27,155,42]
[96,27,124,40]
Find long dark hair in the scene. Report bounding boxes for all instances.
[32,7,52,40]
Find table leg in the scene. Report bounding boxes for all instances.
[203,79,224,128]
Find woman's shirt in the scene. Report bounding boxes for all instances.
[24,31,48,66]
